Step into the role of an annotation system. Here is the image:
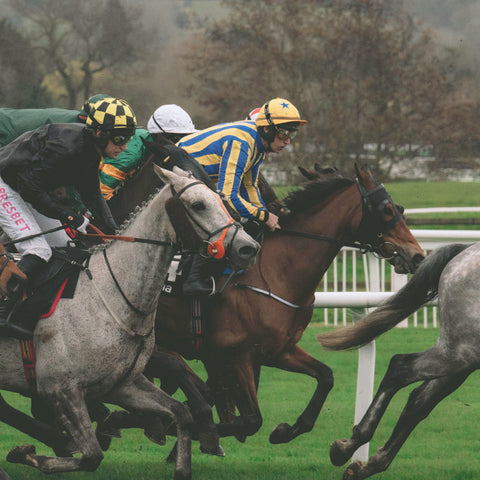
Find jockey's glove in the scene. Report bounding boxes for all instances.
[65,214,90,234]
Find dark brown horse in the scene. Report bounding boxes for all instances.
[139,163,425,448]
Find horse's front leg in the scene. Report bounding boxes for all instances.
[7,386,104,473]
[207,356,263,441]
[341,373,471,480]
[266,344,334,444]
[108,374,193,480]
[145,348,221,455]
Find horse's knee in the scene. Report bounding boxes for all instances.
[79,451,103,472]
[318,366,334,391]
[242,413,262,436]
[172,403,194,432]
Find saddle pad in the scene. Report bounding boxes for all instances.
[11,247,90,332]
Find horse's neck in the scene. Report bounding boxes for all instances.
[109,156,163,225]
[89,188,175,316]
[259,184,363,299]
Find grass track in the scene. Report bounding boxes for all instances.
[2,323,480,480]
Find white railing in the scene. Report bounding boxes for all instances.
[314,228,480,328]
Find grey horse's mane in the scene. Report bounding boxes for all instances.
[90,188,162,254]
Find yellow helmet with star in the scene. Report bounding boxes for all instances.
[255,98,306,128]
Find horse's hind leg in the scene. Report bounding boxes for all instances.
[110,374,193,480]
[0,468,12,480]
[0,393,72,457]
[330,348,467,467]
[342,371,471,480]
[267,345,334,444]
[7,387,104,473]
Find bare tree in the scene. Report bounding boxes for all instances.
[9,0,147,109]
[0,18,49,107]
[182,0,476,176]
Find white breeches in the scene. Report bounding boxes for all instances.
[0,177,71,261]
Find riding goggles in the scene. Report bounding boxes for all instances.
[110,134,132,146]
[275,127,297,141]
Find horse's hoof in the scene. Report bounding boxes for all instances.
[96,425,122,438]
[173,469,191,480]
[200,443,225,457]
[234,433,246,443]
[330,439,352,466]
[269,423,294,444]
[343,461,364,480]
[7,444,36,464]
[144,428,166,446]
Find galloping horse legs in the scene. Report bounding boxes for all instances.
[7,386,104,473]
[209,357,263,441]
[266,344,334,444]
[97,349,222,456]
[108,374,193,480]
[147,349,222,459]
[341,372,471,480]
[0,393,72,457]
[330,348,470,468]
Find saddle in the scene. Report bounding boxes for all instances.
[10,247,90,335]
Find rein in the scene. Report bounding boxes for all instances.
[85,179,241,323]
[235,176,404,309]
[274,229,376,253]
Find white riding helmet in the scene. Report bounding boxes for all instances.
[147,104,197,135]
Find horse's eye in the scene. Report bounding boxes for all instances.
[395,203,405,214]
[383,204,395,217]
[191,201,205,211]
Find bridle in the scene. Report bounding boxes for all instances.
[235,176,405,309]
[168,180,243,260]
[98,179,243,320]
[279,178,404,260]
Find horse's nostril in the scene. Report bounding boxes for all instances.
[239,245,258,258]
[410,253,425,273]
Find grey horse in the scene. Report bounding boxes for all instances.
[317,242,477,480]
[1,166,259,480]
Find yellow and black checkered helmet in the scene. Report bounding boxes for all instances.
[255,98,306,128]
[86,97,136,134]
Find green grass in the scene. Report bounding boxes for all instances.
[2,180,479,479]
[2,321,480,479]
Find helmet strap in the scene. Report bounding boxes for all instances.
[151,115,167,134]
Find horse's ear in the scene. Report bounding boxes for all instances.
[298,166,318,180]
[153,164,176,185]
[142,138,170,160]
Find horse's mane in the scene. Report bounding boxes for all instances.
[282,177,354,215]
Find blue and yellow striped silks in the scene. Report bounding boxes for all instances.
[178,120,268,221]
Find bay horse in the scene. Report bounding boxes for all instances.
[0,166,259,479]
[317,242,479,480]
[142,163,425,447]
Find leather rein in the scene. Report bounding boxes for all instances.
[235,179,404,309]
[84,180,241,318]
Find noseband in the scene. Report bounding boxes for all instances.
[354,180,404,260]
[168,181,242,260]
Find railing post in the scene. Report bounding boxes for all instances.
[352,252,378,462]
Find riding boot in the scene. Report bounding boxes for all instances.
[0,254,46,338]
[182,254,216,297]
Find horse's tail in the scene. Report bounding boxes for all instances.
[317,243,470,351]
